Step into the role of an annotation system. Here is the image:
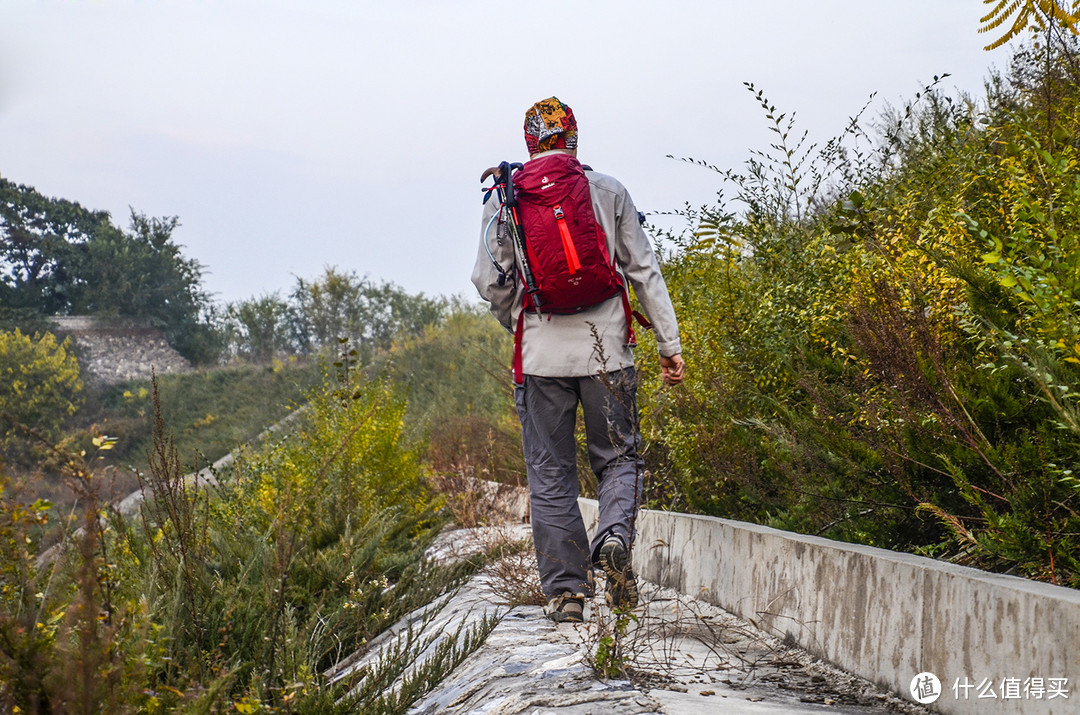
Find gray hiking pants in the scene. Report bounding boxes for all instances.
[514,367,644,598]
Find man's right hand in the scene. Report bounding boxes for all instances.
[660,354,685,386]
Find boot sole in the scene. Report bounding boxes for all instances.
[599,541,639,609]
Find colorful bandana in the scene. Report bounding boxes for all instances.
[524,97,578,155]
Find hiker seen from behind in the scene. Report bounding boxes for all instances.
[471,96,685,624]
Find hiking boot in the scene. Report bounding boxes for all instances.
[546,592,585,623]
[598,534,638,609]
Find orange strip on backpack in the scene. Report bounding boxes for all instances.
[554,205,581,274]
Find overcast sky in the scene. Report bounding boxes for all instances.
[1,1,1012,305]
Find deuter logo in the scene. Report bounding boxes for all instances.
[541,175,556,190]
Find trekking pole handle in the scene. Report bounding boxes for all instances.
[480,163,524,186]
[497,162,524,208]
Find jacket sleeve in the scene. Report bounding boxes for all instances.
[611,184,682,358]
[471,194,520,332]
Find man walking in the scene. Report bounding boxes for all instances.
[472,97,684,623]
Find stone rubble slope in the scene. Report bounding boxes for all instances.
[50,316,191,385]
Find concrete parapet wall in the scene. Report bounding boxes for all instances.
[579,499,1079,714]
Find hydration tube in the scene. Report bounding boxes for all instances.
[483,206,510,285]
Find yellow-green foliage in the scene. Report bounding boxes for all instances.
[233,374,432,540]
[0,329,82,450]
[964,128,1080,364]
[0,478,55,709]
[980,0,1080,50]
[0,479,50,630]
[640,43,1080,586]
[0,368,482,712]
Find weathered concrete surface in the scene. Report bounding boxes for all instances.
[410,604,663,715]
[399,527,916,715]
[327,568,513,701]
[622,586,912,714]
[328,525,661,714]
[578,500,1080,715]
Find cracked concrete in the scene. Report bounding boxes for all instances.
[347,525,928,715]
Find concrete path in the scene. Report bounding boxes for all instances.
[345,525,927,715]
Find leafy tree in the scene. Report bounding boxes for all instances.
[291,266,446,361]
[0,329,82,458]
[291,266,367,352]
[361,279,448,353]
[76,212,218,363]
[222,293,298,361]
[0,176,107,313]
[0,176,221,364]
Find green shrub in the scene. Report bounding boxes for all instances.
[639,44,1080,586]
[0,365,492,712]
[0,329,82,459]
[376,302,523,485]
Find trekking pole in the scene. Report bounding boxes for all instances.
[482,162,542,313]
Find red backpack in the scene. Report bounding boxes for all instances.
[512,153,623,313]
[504,153,649,382]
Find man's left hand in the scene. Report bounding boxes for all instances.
[660,354,685,386]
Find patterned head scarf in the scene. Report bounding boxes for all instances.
[524,97,578,155]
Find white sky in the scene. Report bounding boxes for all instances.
[1,1,1011,305]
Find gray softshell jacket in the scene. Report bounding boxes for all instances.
[471,152,681,378]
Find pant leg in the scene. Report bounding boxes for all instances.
[515,376,593,598]
[579,367,644,563]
